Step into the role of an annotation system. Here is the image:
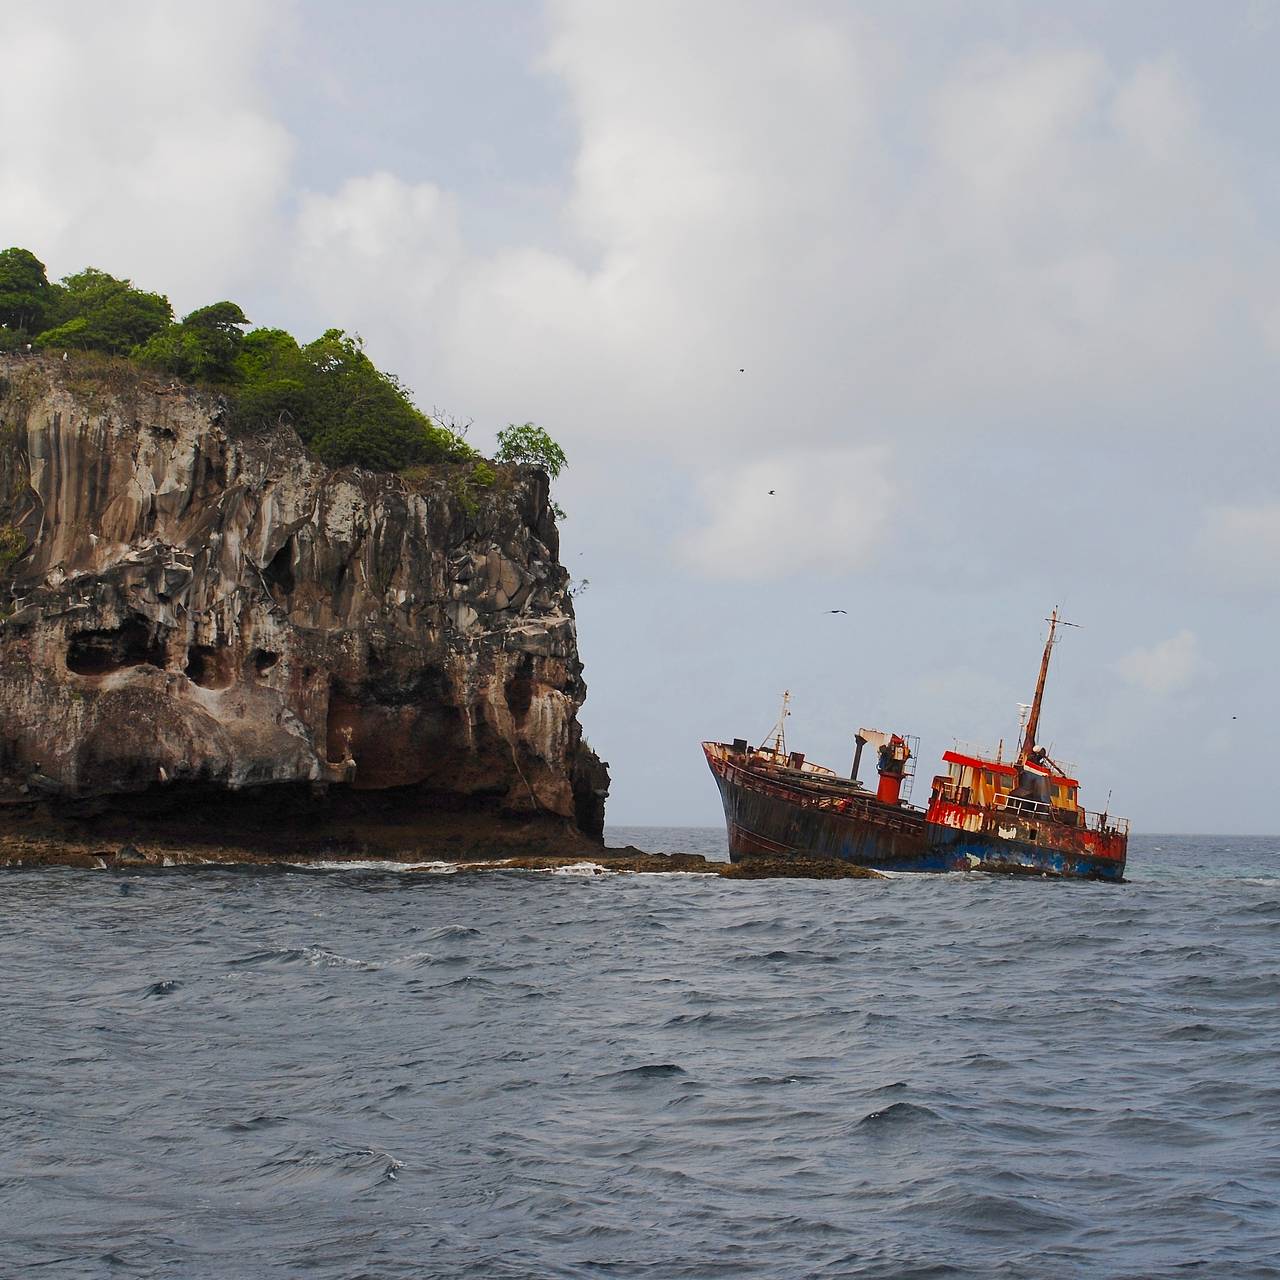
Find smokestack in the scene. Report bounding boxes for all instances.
[851,734,867,781]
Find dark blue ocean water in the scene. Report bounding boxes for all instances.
[2,831,1278,1279]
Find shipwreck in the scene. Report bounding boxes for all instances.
[704,611,1129,881]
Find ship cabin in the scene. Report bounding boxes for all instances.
[930,750,1083,825]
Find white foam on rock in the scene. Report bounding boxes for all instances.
[617,869,720,877]
[284,857,722,878]
[286,859,463,874]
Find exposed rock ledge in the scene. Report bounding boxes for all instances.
[0,830,884,880]
[0,354,608,850]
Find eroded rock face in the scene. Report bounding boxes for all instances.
[0,356,608,841]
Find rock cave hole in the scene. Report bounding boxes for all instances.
[67,618,169,676]
[326,680,358,764]
[263,538,296,598]
[186,644,234,689]
[251,648,280,677]
[505,655,536,723]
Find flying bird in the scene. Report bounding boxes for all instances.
[828,609,847,614]
[739,368,745,373]
[767,489,775,496]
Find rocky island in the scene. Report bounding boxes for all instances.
[0,352,614,865]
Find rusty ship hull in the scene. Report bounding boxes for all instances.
[704,742,1127,882]
[705,742,933,869]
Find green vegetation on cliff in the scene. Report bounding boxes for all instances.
[495,422,567,478]
[229,325,475,472]
[0,247,566,482]
[36,267,172,356]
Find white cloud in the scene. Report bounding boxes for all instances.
[1196,503,1280,590]
[0,3,293,310]
[677,447,894,580]
[930,48,1107,208]
[292,173,463,355]
[1112,58,1201,160]
[292,7,1267,467]
[1115,630,1201,695]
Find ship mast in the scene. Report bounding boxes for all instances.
[763,689,791,756]
[1019,608,1077,763]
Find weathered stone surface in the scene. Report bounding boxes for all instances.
[0,355,607,843]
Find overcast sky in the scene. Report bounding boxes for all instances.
[5,1,1279,832]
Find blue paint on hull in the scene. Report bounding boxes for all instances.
[925,828,1125,882]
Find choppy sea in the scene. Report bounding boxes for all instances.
[2,830,1278,1279]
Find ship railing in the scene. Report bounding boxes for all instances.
[1088,810,1130,837]
[931,779,1129,836]
[990,792,1129,836]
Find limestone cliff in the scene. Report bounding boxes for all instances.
[0,355,608,849]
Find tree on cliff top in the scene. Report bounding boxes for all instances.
[0,248,52,336]
[495,422,567,478]
[134,301,250,384]
[36,267,172,355]
[495,422,569,518]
